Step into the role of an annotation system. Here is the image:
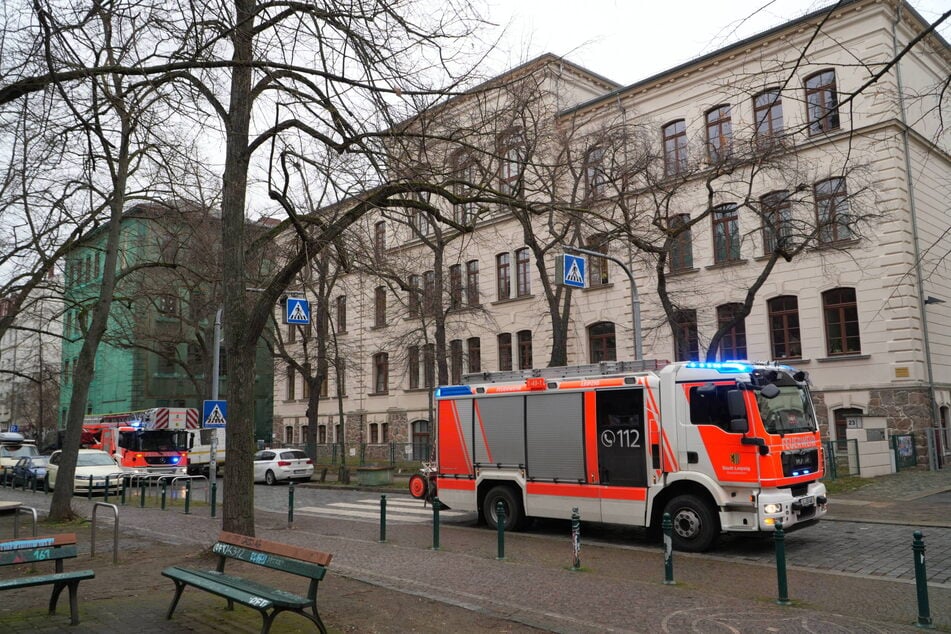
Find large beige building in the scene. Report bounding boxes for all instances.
[274,0,950,471]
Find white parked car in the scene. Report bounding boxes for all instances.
[46,449,125,494]
[253,449,314,485]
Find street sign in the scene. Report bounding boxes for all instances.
[203,400,227,428]
[559,254,587,289]
[285,297,311,324]
[9,424,17,432]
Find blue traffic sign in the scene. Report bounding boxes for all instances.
[203,400,227,428]
[561,254,587,289]
[285,297,311,324]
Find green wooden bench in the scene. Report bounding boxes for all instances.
[162,531,332,634]
[0,533,95,625]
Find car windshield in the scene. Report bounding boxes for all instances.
[757,384,818,435]
[77,453,117,467]
[30,457,49,467]
[1,444,39,459]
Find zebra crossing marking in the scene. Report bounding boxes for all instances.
[296,498,470,524]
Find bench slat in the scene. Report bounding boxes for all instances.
[212,542,327,580]
[163,566,277,610]
[0,534,77,550]
[178,569,310,608]
[217,532,332,566]
[0,544,78,566]
[0,570,94,591]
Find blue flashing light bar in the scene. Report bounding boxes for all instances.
[434,385,473,398]
[685,361,753,373]
[129,420,143,428]
[792,469,811,477]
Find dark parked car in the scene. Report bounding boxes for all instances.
[11,455,48,487]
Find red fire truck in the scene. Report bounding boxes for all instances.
[411,360,828,551]
[82,408,199,474]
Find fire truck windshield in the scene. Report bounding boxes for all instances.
[121,430,189,452]
[756,384,818,435]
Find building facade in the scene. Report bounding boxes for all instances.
[273,0,950,470]
[59,204,275,440]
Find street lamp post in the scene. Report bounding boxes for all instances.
[563,245,642,361]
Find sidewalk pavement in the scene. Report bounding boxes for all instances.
[0,467,948,633]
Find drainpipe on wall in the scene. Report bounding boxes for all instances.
[893,6,939,469]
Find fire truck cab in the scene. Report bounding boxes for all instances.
[425,359,828,551]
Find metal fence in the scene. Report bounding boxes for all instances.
[275,442,431,469]
[823,439,860,480]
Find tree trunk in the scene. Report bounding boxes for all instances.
[220,0,256,537]
[49,128,130,521]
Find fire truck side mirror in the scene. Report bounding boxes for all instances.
[727,390,749,434]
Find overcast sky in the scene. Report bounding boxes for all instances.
[483,0,950,86]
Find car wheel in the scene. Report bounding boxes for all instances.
[265,470,277,486]
[663,494,719,552]
[482,485,525,531]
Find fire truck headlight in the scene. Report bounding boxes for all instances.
[763,503,783,514]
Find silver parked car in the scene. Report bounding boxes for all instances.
[253,449,314,485]
[46,449,125,494]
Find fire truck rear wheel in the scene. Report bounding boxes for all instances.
[664,494,719,552]
[483,486,524,532]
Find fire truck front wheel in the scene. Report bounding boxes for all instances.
[483,485,524,531]
[664,494,719,552]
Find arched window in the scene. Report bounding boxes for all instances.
[588,322,616,363]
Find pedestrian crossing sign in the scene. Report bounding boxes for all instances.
[285,297,310,324]
[559,254,587,289]
[203,400,227,428]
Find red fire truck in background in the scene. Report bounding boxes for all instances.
[410,359,828,552]
[82,407,198,474]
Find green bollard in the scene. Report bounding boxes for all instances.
[571,507,581,570]
[432,497,441,550]
[184,478,192,515]
[31,474,37,494]
[210,482,217,518]
[379,495,387,543]
[288,482,295,528]
[140,480,146,507]
[662,512,675,584]
[87,475,93,500]
[774,521,791,605]
[496,500,506,560]
[913,530,934,629]
[161,482,167,510]
[104,476,110,503]
[120,478,126,505]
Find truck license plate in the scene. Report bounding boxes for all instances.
[799,495,815,507]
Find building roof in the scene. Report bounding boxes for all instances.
[557,0,948,118]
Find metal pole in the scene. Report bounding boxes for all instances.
[662,512,675,584]
[913,530,934,628]
[210,481,217,518]
[774,521,791,605]
[379,495,387,543]
[288,482,295,528]
[564,245,642,360]
[209,307,222,498]
[161,482,167,510]
[571,507,581,570]
[184,478,191,515]
[496,500,506,560]
[432,497,441,550]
